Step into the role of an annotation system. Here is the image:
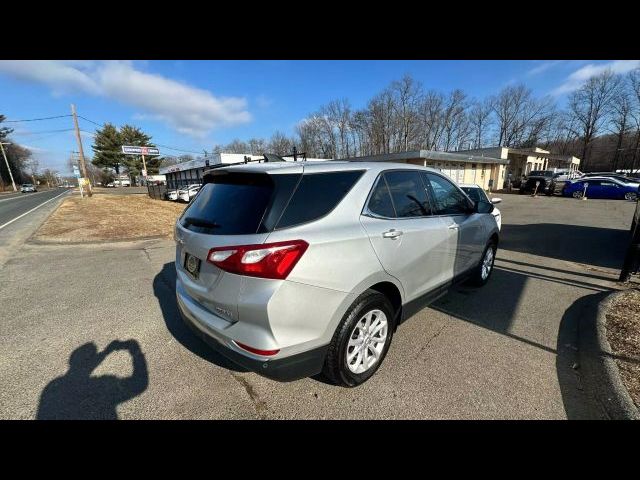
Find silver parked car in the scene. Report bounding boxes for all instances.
[174,160,500,386]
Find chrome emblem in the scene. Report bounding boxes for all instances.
[186,255,198,273]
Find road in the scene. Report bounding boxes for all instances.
[0,188,70,268]
[0,189,68,229]
[0,194,635,419]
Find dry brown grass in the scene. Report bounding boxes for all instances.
[606,288,640,410]
[34,194,186,243]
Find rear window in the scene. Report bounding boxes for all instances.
[180,170,363,235]
[275,171,364,229]
[180,173,276,235]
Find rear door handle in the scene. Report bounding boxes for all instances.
[382,229,403,239]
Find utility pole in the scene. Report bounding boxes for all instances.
[0,142,17,192]
[71,104,92,197]
[141,154,147,185]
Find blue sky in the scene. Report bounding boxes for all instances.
[1,60,638,174]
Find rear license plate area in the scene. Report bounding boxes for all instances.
[184,252,202,279]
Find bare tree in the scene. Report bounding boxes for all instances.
[417,90,445,150]
[247,138,268,155]
[608,80,632,171]
[389,75,422,152]
[627,69,640,172]
[268,131,294,156]
[224,139,249,154]
[567,69,619,168]
[441,90,469,151]
[468,99,493,149]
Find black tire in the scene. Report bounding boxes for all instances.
[322,290,395,387]
[468,241,497,287]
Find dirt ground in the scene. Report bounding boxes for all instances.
[606,288,640,410]
[33,194,185,243]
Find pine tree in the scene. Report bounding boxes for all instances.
[0,114,14,140]
[119,125,159,176]
[91,123,125,174]
[90,123,161,176]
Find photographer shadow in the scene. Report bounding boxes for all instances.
[37,340,148,420]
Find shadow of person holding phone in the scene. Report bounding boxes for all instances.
[37,340,148,420]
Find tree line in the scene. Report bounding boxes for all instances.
[0,114,60,190]
[208,68,640,172]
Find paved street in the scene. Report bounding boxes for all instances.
[0,194,635,419]
[0,189,67,227]
[0,188,70,268]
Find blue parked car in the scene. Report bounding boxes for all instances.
[563,177,639,201]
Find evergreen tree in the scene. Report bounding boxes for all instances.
[119,125,160,176]
[91,123,125,174]
[90,123,160,175]
[0,114,14,140]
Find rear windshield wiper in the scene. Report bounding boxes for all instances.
[182,217,221,229]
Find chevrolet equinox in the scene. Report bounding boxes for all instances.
[174,159,499,387]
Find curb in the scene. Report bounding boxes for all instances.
[579,290,640,420]
[28,234,169,246]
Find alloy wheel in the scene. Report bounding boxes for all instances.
[481,247,494,281]
[346,309,388,374]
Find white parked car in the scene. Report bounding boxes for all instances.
[177,184,201,202]
[460,183,502,230]
[166,189,178,201]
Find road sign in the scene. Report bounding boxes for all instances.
[73,165,80,178]
[141,169,147,177]
[121,146,160,155]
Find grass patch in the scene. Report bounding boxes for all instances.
[34,194,186,242]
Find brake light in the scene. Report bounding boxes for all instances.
[234,341,280,356]
[207,240,308,280]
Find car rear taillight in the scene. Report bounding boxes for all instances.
[207,240,308,280]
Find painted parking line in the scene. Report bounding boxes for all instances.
[0,189,69,231]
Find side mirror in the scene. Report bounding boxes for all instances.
[491,197,502,205]
[474,200,494,214]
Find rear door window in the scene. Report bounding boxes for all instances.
[383,170,431,218]
[366,175,396,218]
[275,170,364,229]
[423,172,470,215]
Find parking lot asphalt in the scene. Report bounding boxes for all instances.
[0,194,635,419]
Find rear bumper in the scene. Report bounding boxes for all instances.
[177,292,328,382]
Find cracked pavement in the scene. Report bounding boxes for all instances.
[0,195,635,419]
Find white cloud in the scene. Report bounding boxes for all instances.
[551,60,640,96]
[0,60,252,138]
[0,60,100,95]
[20,144,48,152]
[527,60,564,76]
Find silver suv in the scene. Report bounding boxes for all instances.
[174,160,499,387]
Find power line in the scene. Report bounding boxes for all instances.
[4,115,72,123]
[77,115,106,127]
[11,128,75,136]
[77,116,206,155]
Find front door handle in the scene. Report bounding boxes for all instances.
[448,224,459,230]
[382,229,403,239]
